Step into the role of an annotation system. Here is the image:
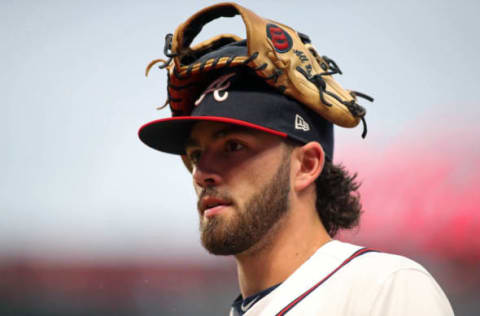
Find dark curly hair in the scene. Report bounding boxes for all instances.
[283,140,362,236]
[314,160,362,237]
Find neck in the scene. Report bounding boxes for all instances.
[234,203,331,298]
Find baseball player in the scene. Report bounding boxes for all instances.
[139,3,454,315]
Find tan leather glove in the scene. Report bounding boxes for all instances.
[146,2,373,136]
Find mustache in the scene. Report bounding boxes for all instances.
[197,187,233,210]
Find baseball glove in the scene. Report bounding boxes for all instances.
[146,2,373,136]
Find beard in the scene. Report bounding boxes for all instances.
[198,156,291,256]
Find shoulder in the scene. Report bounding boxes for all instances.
[244,240,454,315]
[319,240,430,277]
[326,240,454,316]
[350,244,428,277]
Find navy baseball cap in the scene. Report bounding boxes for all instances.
[138,69,334,160]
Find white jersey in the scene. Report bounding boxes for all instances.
[230,240,454,316]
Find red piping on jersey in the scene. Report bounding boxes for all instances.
[276,247,377,316]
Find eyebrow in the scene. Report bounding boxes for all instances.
[185,125,258,149]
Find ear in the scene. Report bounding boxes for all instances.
[292,142,325,193]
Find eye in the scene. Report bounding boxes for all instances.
[225,140,245,153]
[187,149,202,164]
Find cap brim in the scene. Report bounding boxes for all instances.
[138,116,287,155]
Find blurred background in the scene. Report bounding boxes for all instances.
[1,0,479,315]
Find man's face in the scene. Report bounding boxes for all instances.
[185,121,293,255]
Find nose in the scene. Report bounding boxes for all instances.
[192,153,222,189]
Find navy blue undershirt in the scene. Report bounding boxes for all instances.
[230,283,281,315]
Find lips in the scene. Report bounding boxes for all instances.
[199,196,232,217]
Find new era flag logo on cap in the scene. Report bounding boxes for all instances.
[295,114,310,131]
